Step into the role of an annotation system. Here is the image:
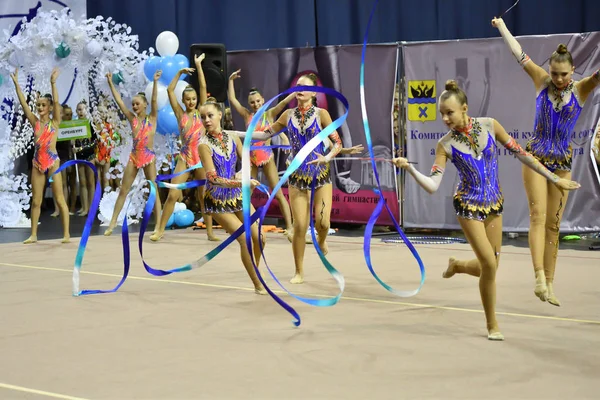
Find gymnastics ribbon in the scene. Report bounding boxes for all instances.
[48,159,129,296]
[360,0,425,296]
[133,161,272,277]
[242,86,349,327]
[155,161,205,190]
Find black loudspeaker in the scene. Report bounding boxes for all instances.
[189,43,228,103]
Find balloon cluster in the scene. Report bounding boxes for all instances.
[142,31,190,136]
[167,203,195,228]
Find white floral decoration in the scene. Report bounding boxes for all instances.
[0,10,154,228]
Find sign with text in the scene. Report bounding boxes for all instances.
[58,119,91,141]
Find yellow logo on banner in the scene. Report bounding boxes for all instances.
[408,80,436,122]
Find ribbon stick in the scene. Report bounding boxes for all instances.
[360,0,425,297]
[242,86,350,326]
[499,0,520,18]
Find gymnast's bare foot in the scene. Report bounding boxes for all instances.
[104,226,114,236]
[534,270,548,302]
[207,234,221,242]
[61,236,70,244]
[255,287,267,295]
[547,282,561,306]
[317,239,329,256]
[487,330,504,341]
[443,257,457,278]
[23,236,37,244]
[290,273,304,284]
[150,231,163,242]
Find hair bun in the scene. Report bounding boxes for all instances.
[445,80,459,91]
[556,43,568,54]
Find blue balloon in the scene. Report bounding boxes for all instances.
[174,209,195,227]
[157,105,179,136]
[159,55,179,85]
[144,56,161,81]
[165,213,175,228]
[172,54,189,80]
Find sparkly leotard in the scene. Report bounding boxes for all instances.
[179,111,203,168]
[95,122,116,164]
[33,120,59,173]
[526,78,584,172]
[200,131,243,213]
[438,117,504,221]
[246,113,273,167]
[286,105,331,190]
[129,116,156,168]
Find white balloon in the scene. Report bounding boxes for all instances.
[174,80,191,109]
[173,202,187,213]
[85,39,103,58]
[155,31,179,57]
[144,81,168,109]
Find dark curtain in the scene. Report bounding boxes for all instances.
[87,0,316,53]
[316,0,600,46]
[88,0,600,52]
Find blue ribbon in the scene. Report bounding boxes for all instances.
[49,160,129,296]
[155,162,205,190]
[136,172,271,276]
[242,85,350,326]
[360,0,425,296]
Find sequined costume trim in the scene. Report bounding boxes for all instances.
[286,105,332,190]
[439,117,504,221]
[527,78,582,172]
[201,131,243,214]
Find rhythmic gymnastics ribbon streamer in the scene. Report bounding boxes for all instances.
[360,0,425,296]
[134,162,270,277]
[49,160,129,296]
[242,86,349,327]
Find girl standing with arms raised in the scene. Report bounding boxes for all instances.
[228,69,295,241]
[492,17,600,305]
[11,67,70,244]
[150,54,218,242]
[103,70,163,236]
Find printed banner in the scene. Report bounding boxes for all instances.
[403,32,600,232]
[227,45,400,225]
